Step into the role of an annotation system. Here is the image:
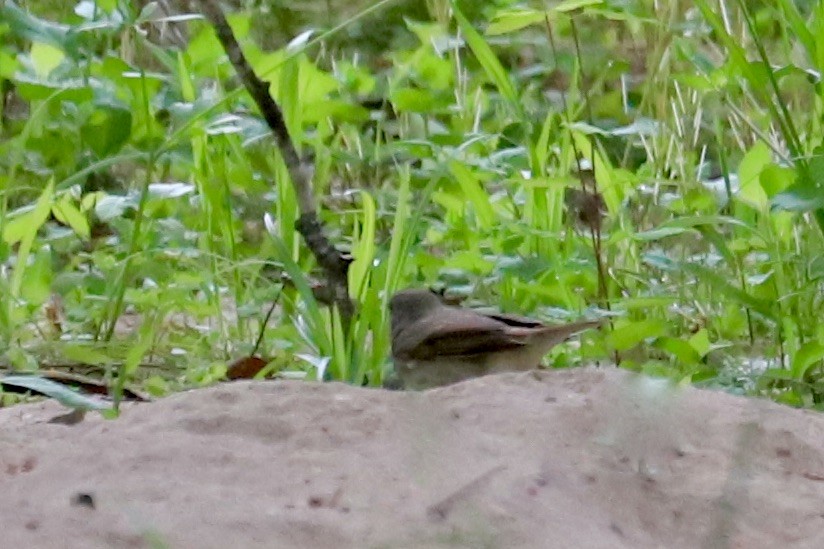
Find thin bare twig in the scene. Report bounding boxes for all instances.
[544,12,618,365]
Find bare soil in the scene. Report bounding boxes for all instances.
[2,367,824,548]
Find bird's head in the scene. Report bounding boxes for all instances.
[389,289,444,334]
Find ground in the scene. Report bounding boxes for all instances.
[2,367,824,548]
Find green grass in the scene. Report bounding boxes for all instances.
[2,0,824,409]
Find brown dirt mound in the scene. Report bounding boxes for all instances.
[2,367,824,548]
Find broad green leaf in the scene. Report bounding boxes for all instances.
[772,183,824,212]
[736,142,771,210]
[791,341,824,379]
[0,2,78,55]
[688,329,711,358]
[759,164,795,198]
[4,180,53,298]
[15,75,93,101]
[95,193,138,220]
[80,103,132,158]
[303,100,370,123]
[486,9,545,35]
[413,52,454,90]
[655,337,701,364]
[608,319,668,351]
[29,41,64,77]
[446,250,495,274]
[298,57,339,104]
[279,50,302,147]
[391,87,440,112]
[2,205,37,245]
[0,50,18,79]
[1,375,110,411]
[810,256,824,280]
[52,197,90,240]
[20,247,51,306]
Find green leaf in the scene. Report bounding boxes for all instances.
[452,2,521,115]
[1,375,110,411]
[382,168,415,305]
[693,0,763,94]
[688,329,711,358]
[349,191,377,298]
[0,2,78,55]
[487,0,604,36]
[608,320,668,351]
[662,215,752,231]
[390,87,441,113]
[0,50,19,79]
[655,337,701,364]
[95,193,138,220]
[4,180,54,298]
[29,41,64,77]
[772,183,824,212]
[268,231,331,354]
[642,253,678,271]
[302,100,370,123]
[449,160,495,229]
[809,256,824,280]
[760,164,796,198]
[758,368,795,381]
[632,227,690,241]
[679,262,776,320]
[790,341,824,379]
[555,0,603,11]
[615,296,678,310]
[80,103,132,158]
[776,0,815,65]
[20,247,51,306]
[52,196,90,240]
[486,9,545,35]
[279,49,302,146]
[62,344,113,366]
[736,142,771,210]
[15,76,93,101]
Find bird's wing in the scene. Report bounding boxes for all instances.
[483,311,545,328]
[394,309,529,360]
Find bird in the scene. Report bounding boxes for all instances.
[388,288,603,390]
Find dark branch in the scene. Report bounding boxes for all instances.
[198,0,354,320]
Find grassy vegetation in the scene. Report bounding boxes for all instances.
[2,0,824,409]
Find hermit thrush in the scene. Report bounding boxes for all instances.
[389,289,602,390]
